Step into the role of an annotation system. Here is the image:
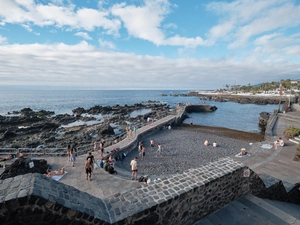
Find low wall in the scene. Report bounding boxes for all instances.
[0,157,256,225]
[265,109,278,140]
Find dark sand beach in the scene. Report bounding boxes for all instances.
[118,124,264,177]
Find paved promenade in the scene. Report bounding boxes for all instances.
[36,107,300,200]
[234,109,300,185]
[39,114,177,199]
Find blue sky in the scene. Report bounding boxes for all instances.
[0,0,299,90]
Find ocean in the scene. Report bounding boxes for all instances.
[0,90,276,133]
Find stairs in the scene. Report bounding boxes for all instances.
[194,194,300,225]
[278,113,300,124]
[289,136,300,145]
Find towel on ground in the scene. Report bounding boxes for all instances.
[235,152,251,158]
[261,144,273,149]
[52,172,68,181]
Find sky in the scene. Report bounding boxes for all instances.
[0,0,300,90]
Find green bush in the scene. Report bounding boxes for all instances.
[284,126,300,139]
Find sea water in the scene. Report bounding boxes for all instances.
[0,90,276,133]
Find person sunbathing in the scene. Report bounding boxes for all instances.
[237,148,249,156]
[204,140,209,146]
[0,154,13,162]
[44,167,65,178]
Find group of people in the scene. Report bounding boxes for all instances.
[137,139,164,161]
[130,139,165,180]
[93,139,105,157]
[204,140,217,147]
[66,144,77,167]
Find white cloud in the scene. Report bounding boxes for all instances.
[206,0,300,49]
[98,38,116,49]
[0,0,121,35]
[0,35,7,44]
[0,42,298,89]
[75,32,92,40]
[163,23,177,29]
[111,0,206,48]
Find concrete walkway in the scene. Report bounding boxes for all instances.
[37,107,300,200]
[234,110,300,185]
[37,114,177,199]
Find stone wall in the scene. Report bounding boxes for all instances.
[0,157,257,225]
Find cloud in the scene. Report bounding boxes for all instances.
[111,0,207,48]
[0,42,298,89]
[98,38,116,49]
[0,35,7,44]
[75,32,92,40]
[206,0,300,49]
[0,0,121,35]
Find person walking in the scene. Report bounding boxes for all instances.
[130,157,138,180]
[66,144,72,162]
[156,143,163,157]
[85,158,92,181]
[86,152,95,173]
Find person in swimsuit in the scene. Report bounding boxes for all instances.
[130,157,138,180]
[150,139,155,151]
[44,167,65,178]
[85,158,92,181]
[86,152,95,173]
[100,139,105,157]
[94,141,99,154]
[156,143,163,157]
[66,144,72,161]
[141,146,146,160]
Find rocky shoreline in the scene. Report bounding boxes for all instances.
[0,93,277,150]
[0,103,171,148]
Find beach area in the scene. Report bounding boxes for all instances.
[118,124,264,177]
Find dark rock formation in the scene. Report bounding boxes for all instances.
[258,112,270,134]
[0,104,171,148]
[0,157,49,180]
[258,112,270,127]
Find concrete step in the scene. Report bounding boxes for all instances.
[194,194,300,225]
[295,136,300,141]
[264,198,300,220]
[278,113,300,121]
[289,138,300,144]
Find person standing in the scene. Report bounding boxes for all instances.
[141,146,146,160]
[94,140,99,154]
[130,157,138,180]
[100,139,105,157]
[70,147,76,167]
[156,143,163,157]
[66,144,72,162]
[85,158,92,181]
[138,141,143,156]
[150,139,155,151]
